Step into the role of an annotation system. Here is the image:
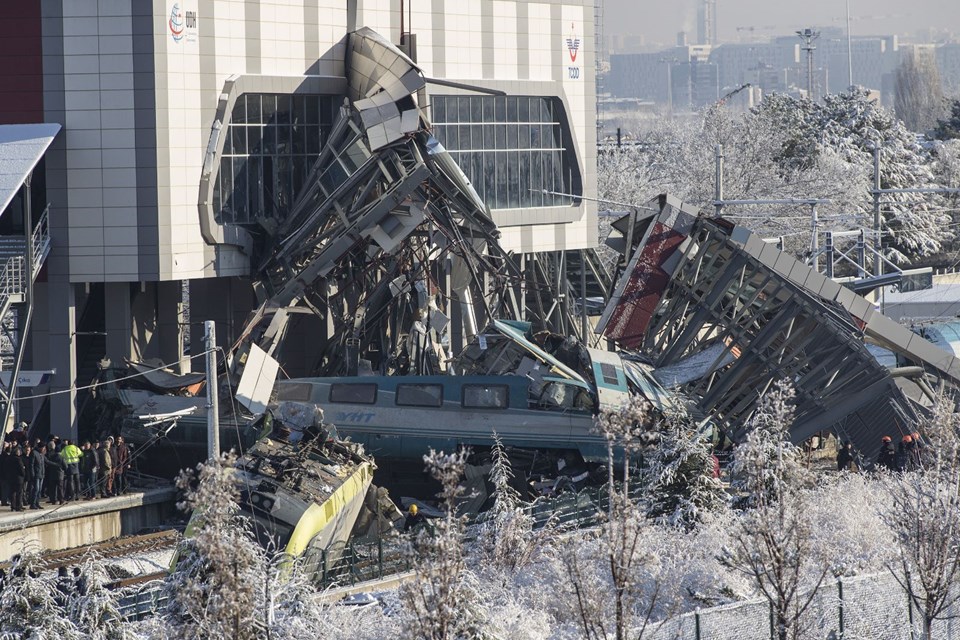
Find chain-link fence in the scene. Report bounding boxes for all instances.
[642,570,960,640]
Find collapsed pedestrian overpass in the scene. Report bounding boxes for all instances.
[599,194,960,457]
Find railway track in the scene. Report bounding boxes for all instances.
[0,528,181,573]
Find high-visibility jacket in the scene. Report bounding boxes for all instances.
[59,444,82,466]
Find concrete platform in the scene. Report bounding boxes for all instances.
[0,487,178,560]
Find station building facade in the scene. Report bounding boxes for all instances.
[2,0,597,436]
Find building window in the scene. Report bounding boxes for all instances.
[329,383,378,404]
[462,384,508,409]
[430,95,574,209]
[395,384,444,407]
[215,93,336,225]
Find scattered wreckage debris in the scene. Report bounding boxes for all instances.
[597,193,960,457]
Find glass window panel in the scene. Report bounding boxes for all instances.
[517,97,529,123]
[330,383,378,404]
[518,123,531,148]
[231,157,249,222]
[305,95,319,125]
[232,95,248,124]
[292,156,306,202]
[529,97,542,122]
[292,124,308,155]
[396,384,444,407]
[494,96,506,122]
[248,156,262,218]
[275,94,292,124]
[277,124,291,153]
[447,124,459,149]
[530,124,542,149]
[222,127,233,155]
[494,153,508,209]
[509,124,519,150]
[247,126,265,154]
[507,152,519,207]
[433,97,446,123]
[506,96,518,121]
[471,96,482,122]
[212,171,222,219]
[482,97,494,121]
[261,94,278,122]
[530,152,543,206]
[485,153,494,208]
[495,124,506,150]
[246,94,262,123]
[231,126,247,155]
[471,152,484,202]
[483,123,494,149]
[462,384,508,409]
[447,97,459,123]
[291,95,306,125]
[263,126,278,155]
[470,125,483,150]
[518,152,530,207]
[459,96,472,122]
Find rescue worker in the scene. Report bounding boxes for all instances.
[895,434,915,472]
[404,503,427,532]
[59,439,83,501]
[876,435,896,471]
[836,441,856,471]
[0,441,10,506]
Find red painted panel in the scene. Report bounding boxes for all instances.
[602,221,688,350]
[0,3,42,124]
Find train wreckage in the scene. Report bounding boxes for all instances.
[91,27,960,558]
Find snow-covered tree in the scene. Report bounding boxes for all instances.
[478,433,540,574]
[933,99,960,140]
[642,413,727,529]
[728,380,809,507]
[399,448,489,639]
[68,554,128,640]
[162,453,269,640]
[721,380,828,640]
[0,550,81,639]
[895,48,946,133]
[593,394,653,503]
[881,393,960,640]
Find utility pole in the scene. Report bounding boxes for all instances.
[714,144,724,217]
[845,0,854,88]
[796,28,821,101]
[873,146,882,277]
[810,203,820,273]
[204,320,220,460]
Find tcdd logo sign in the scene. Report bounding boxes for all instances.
[169,3,184,42]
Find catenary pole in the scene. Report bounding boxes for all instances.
[205,320,219,460]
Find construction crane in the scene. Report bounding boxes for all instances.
[717,83,752,106]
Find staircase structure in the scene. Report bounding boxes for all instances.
[0,122,60,444]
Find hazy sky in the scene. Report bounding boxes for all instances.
[604,0,960,47]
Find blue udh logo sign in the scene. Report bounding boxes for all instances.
[169,3,184,42]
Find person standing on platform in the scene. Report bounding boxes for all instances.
[0,441,11,507]
[99,438,114,498]
[114,436,130,495]
[29,443,46,510]
[45,441,65,505]
[79,441,98,499]
[8,447,25,512]
[59,439,82,501]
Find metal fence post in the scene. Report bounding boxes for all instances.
[321,548,328,585]
[695,609,701,640]
[378,536,384,578]
[837,577,844,639]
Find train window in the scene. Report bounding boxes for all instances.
[275,382,312,402]
[599,363,620,386]
[396,384,444,407]
[462,384,508,409]
[329,383,377,404]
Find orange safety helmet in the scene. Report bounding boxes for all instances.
[881,436,892,443]
[902,434,913,443]
[912,432,921,440]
